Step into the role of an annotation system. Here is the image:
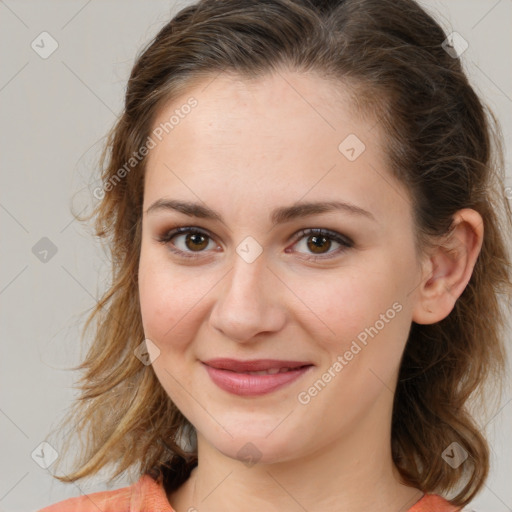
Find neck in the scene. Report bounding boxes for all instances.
[168,397,422,512]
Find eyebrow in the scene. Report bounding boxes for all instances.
[146,198,376,225]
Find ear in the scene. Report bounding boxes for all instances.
[412,208,484,325]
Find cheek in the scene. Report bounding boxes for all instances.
[138,252,207,407]
[138,248,215,349]
[291,265,399,346]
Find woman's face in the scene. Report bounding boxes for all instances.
[138,70,425,464]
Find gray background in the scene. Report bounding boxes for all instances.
[0,1,511,511]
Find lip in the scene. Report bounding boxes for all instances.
[203,358,312,372]
[202,359,314,396]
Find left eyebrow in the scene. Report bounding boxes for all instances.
[145,199,376,225]
[270,200,376,224]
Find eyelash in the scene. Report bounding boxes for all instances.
[156,226,353,261]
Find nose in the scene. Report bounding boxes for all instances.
[209,253,287,343]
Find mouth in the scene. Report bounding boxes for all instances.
[224,366,311,375]
[201,358,314,396]
[202,358,313,373]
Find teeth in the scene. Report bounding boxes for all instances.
[240,367,294,375]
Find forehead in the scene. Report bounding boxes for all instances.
[143,70,410,225]
[150,70,366,150]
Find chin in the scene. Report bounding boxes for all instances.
[200,423,306,466]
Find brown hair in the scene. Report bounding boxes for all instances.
[48,0,512,507]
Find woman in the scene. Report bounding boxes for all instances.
[39,0,512,511]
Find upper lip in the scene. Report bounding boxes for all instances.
[203,358,313,372]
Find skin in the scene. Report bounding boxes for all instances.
[138,69,484,512]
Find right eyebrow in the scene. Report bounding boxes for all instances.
[145,198,376,225]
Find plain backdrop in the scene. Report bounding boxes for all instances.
[0,1,511,511]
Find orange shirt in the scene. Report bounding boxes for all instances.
[38,474,461,512]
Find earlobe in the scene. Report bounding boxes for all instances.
[411,209,484,325]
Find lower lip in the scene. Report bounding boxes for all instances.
[203,363,313,396]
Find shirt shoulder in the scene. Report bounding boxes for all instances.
[408,493,461,512]
[37,474,176,512]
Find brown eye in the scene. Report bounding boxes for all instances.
[184,232,209,251]
[157,226,353,261]
[290,228,353,260]
[157,227,218,258]
[306,234,332,254]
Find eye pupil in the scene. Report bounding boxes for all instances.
[186,233,208,251]
[307,235,331,254]
[161,228,348,260]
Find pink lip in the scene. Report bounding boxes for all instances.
[203,358,312,372]
[202,359,314,396]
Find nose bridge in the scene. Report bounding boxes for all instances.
[231,249,271,301]
[210,250,285,342]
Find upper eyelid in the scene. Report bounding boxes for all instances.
[159,226,352,251]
